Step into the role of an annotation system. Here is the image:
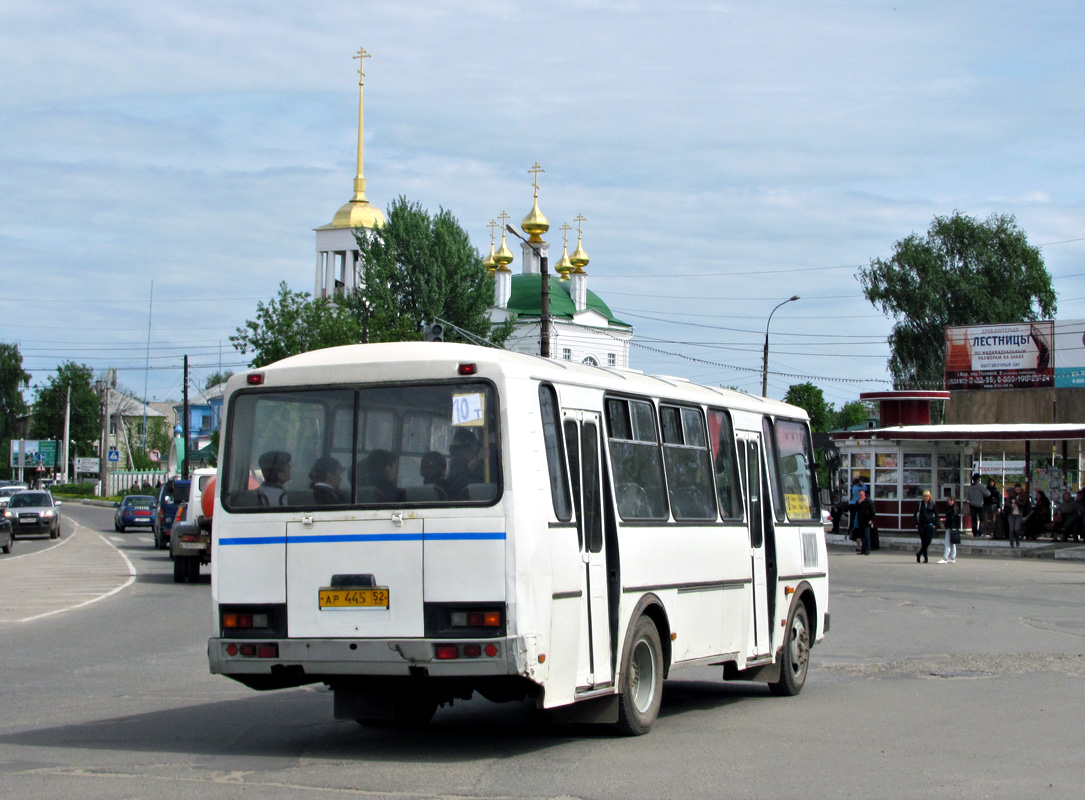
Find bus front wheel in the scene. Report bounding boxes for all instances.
[769,603,810,697]
[616,615,663,736]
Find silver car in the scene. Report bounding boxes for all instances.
[0,515,11,553]
[3,490,62,539]
[0,485,27,510]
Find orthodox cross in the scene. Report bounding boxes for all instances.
[353,46,371,84]
[574,213,587,237]
[528,162,545,196]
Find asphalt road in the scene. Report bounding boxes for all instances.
[1,502,1083,799]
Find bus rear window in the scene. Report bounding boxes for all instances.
[221,382,500,510]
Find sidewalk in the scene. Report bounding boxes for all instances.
[826,531,1085,561]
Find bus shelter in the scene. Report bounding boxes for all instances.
[829,423,1085,534]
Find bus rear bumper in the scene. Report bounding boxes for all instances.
[208,635,523,684]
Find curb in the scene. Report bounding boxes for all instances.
[827,532,1085,561]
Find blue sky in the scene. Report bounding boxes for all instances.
[2,0,1083,409]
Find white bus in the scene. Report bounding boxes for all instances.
[209,342,828,734]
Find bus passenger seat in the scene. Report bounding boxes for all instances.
[466,483,497,502]
[404,485,440,502]
[227,490,263,508]
[283,490,316,507]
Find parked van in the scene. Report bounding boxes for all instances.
[153,478,190,550]
[170,467,215,583]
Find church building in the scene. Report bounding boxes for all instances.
[311,49,634,368]
[486,165,633,368]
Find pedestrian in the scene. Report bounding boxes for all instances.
[966,473,989,537]
[983,478,1000,538]
[1025,489,1050,540]
[856,488,875,555]
[915,489,938,563]
[1054,490,1078,541]
[1006,483,1028,548]
[848,476,865,544]
[940,494,961,563]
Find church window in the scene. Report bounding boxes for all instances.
[562,348,572,360]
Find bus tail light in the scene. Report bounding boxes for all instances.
[450,610,502,628]
[435,645,458,660]
[223,612,269,629]
[463,644,481,658]
[457,363,477,375]
[246,373,264,385]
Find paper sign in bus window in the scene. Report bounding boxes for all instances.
[452,393,485,427]
[785,493,811,519]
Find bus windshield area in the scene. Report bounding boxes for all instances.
[221,382,500,511]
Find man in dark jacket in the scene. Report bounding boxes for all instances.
[966,473,989,537]
[856,489,876,555]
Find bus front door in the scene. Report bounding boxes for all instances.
[564,413,613,689]
[739,434,772,660]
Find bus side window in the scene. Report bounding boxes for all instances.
[605,397,667,521]
[707,408,742,520]
[539,384,571,522]
[772,418,818,522]
[763,417,785,522]
[660,406,716,521]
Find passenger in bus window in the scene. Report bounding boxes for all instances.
[447,428,487,499]
[420,451,450,500]
[356,449,405,503]
[257,450,291,506]
[309,456,345,505]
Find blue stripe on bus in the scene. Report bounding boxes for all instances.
[219,531,506,546]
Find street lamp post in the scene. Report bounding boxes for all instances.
[505,224,551,358]
[762,295,800,397]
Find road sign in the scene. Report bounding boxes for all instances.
[75,457,99,474]
[148,449,161,463]
[108,450,120,462]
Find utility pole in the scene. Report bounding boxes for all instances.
[182,355,190,480]
[62,385,71,484]
[96,378,109,496]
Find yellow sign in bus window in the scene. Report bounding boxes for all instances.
[785,493,811,519]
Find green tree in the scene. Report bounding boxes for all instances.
[352,196,511,345]
[30,362,100,461]
[784,382,833,432]
[231,282,364,368]
[0,343,31,479]
[859,212,1056,389]
[832,400,869,430]
[204,370,234,390]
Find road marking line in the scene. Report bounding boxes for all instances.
[0,527,74,564]
[15,524,138,623]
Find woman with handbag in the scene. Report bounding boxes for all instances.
[916,490,938,563]
[940,494,961,563]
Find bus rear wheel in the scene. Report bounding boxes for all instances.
[769,603,810,697]
[616,616,663,736]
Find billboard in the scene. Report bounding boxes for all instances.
[9,439,58,469]
[944,322,1054,391]
[1054,319,1085,388]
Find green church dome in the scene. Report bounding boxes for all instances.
[505,274,629,327]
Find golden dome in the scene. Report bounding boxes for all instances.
[330,195,386,229]
[555,224,573,280]
[569,239,589,274]
[482,242,497,274]
[569,214,589,274]
[521,194,549,243]
[493,232,514,272]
